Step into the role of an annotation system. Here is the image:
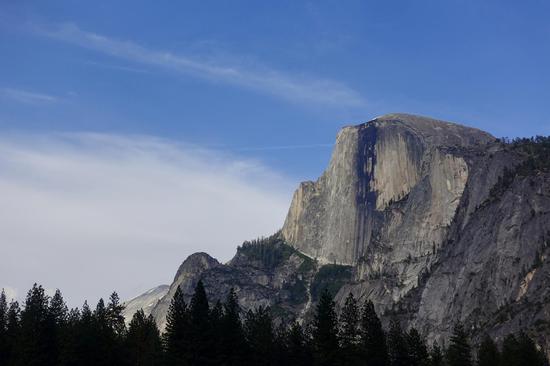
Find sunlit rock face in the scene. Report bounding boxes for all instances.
[282,113,491,269]
[122,285,169,324]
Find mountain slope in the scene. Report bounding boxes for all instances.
[132,114,550,354]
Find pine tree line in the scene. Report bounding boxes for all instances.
[0,284,547,366]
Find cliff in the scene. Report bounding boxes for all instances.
[129,113,550,353]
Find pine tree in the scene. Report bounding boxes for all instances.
[71,301,97,366]
[163,286,190,365]
[387,319,410,366]
[516,332,546,366]
[58,307,81,366]
[429,342,444,366]
[340,293,361,366]
[0,290,8,365]
[244,306,275,365]
[406,327,429,366]
[287,321,313,366]
[219,288,247,365]
[501,334,520,366]
[5,301,20,366]
[126,310,163,366]
[360,300,388,366]
[189,280,214,365]
[93,298,116,366]
[477,334,500,366]
[273,321,290,366]
[16,283,56,366]
[106,292,126,338]
[48,289,68,365]
[311,289,340,366]
[446,323,472,366]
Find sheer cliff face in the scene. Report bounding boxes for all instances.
[282,114,491,269]
[137,113,550,354]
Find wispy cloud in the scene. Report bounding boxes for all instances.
[34,23,366,108]
[232,143,333,152]
[0,133,294,306]
[0,87,59,104]
[84,60,150,74]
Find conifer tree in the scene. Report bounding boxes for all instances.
[16,283,56,366]
[58,307,81,366]
[48,289,68,365]
[312,289,340,366]
[446,323,472,366]
[360,300,388,366]
[220,288,247,365]
[209,300,224,364]
[476,334,500,366]
[244,306,275,365]
[273,321,290,366]
[5,301,20,366]
[501,333,520,366]
[163,286,190,365]
[77,301,98,366]
[189,280,214,365]
[126,310,162,366]
[93,298,116,366]
[287,321,313,366]
[515,332,546,366]
[406,327,429,366]
[387,319,410,366]
[106,292,126,338]
[340,293,361,366]
[429,342,445,366]
[0,290,8,365]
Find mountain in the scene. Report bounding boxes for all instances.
[121,285,169,324]
[130,113,550,353]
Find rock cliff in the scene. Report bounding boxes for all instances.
[130,113,550,354]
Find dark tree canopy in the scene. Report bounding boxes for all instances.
[0,283,546,366]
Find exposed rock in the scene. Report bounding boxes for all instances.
[147,113,550,356]
[122,285,169,324]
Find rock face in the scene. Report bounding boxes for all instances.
[122,285,169,324]
[139,113,550,354]
[282,113,492,267]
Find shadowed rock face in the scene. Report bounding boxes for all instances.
[131,113,550,355]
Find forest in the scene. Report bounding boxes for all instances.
[0,282,547,366]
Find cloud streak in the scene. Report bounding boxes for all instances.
[36,23,366,107]
[0,133,294,307]
[0,87,59,104]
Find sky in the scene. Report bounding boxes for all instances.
[0,0,549,307]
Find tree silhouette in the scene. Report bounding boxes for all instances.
[126,310,162,366]
[477,334,500,366]
[446,323,472,366]
[339,293,360,365]
[311,289,340,366]
[163,286,190,365]
[387,319,410,366]
[361,299,388,366]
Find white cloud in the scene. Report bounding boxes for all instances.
[0,88,59,104]
[36,23,366,108]
[0,133,294,307]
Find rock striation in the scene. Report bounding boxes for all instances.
[128,113,550,355]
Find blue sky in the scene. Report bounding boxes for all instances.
[0,1,549,305]
[2,0,549,178]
